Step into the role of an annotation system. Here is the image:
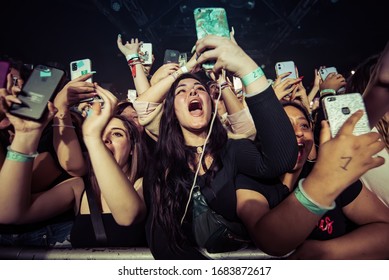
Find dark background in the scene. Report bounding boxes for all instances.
[1,0,387,99]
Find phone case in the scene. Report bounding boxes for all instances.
[0,61,11,88]
[10,65,65,120]
[275,61,297,81]
[70,59,92,82]
[178,52,187,67]
[319,67,337,81]
[163,49,180,64]
[322,93,370,137]
[127,89,137,103]
[139,43,153,65]
[194,7,229,70]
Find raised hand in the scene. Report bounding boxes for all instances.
[117,35,142,58]
[150,63,179,86]
[54,73,96,111]
[82,83,118,143]
[305,110,385,204]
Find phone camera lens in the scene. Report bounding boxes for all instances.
[72,63,78,71]
[328,97,336,102]
[341,107,350,115]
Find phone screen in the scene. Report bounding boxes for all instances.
[194,7,230,70]
[164,49,180,64]
[139,43,153,65]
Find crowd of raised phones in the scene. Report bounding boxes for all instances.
[0,32,389,260]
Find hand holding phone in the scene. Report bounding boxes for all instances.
[194,7,230,70]
[70,59,92,82]
[322,93,370,137]
[9,65,65,120]
[275,61,298,81]
[319,66,346,94]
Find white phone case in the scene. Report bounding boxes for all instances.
[70,59,92,82]
[139,43,153,65]
[322,93,370,137]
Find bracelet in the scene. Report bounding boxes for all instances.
[294,179,336,216]
[241,67,264,87]
[180,65,188,74]
[52,124,75,129]
[220,82,230,90]
[6,146,38,162]
[319,89,336,97]
[126,53,139,62]
[171,71,180,80]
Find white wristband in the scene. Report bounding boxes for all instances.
[126,53,139,61]
[180,65,188,74]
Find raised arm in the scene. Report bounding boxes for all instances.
[81,84,145,225]
[0,96,83,224]
[117,36,150,95]
[53,73,95,177]
[238,112,385,256]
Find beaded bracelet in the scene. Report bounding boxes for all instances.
[241,67,264,87]
[6,146,38,163]
[294,179,336,216]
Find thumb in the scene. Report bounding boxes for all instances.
[319,120,331,145]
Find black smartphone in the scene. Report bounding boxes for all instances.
[0,61,11,88]
[163,49,180,64]
[9,65,65,120]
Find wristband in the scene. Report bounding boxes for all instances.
[6,146,38,162]
[294,179,336,216]
[126,53,139,62]
[241,67,264,87]
[320,88,336,97]
[180,65,188,74]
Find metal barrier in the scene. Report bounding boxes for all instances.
[0,246,285,260]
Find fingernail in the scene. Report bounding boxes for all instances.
[231,26,235,33]
[191,45,196,54]
[118,34,121,38]
[88,71,97,75]
[299,76,304,80]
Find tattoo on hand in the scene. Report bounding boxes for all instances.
[340,156,352,171]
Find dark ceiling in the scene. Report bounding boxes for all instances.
[1,0,388,98]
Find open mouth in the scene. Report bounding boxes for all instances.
[188,100,203,115]
[297,142,305,161]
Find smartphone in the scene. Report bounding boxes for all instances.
[127,89,137,103]
[322,93,370,137]
[163,49,180,64]
[319,67,337,81]
[319,67,345,93]
[70,59,92,82]
[275,61,298,81]
[233,76,242,92]
[9,65,65,120]
[194,7,230,70]
[139,43,153,65]
[178,52,187,67]
[0,61,11,88]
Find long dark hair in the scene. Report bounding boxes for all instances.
[86,115,148,210]
[149,73,228,252]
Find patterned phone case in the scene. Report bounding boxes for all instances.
[322,93,370,137]
[194,7,229,70]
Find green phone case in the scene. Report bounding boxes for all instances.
[194,7,229,70]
